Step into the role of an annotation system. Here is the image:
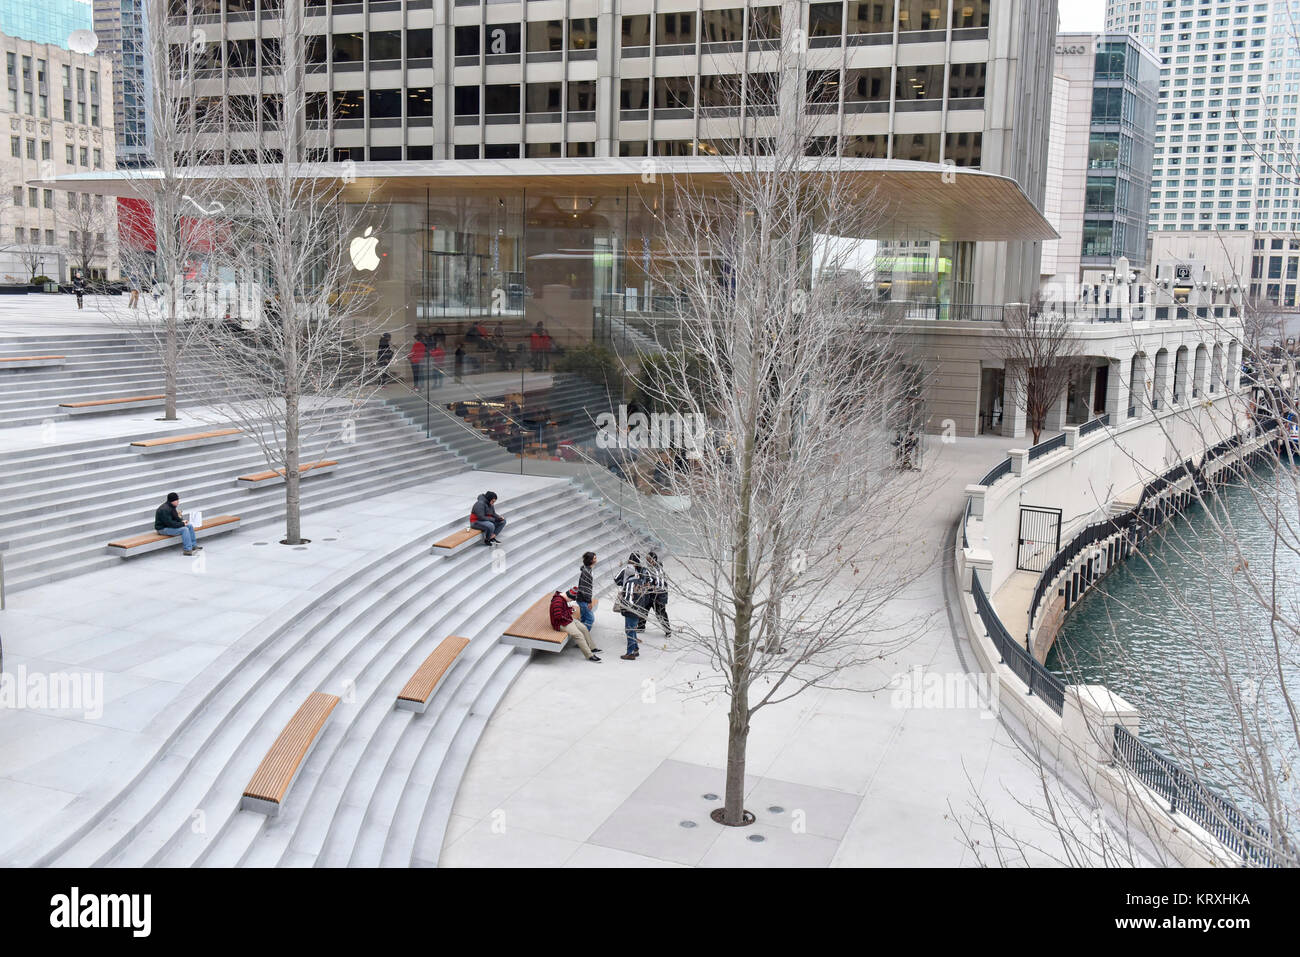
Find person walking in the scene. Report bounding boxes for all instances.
[614,553,650,660]
[550,590,602,662]
[574,551,597,631]
[376,332,394,379]
[408,335,427,390]
[154,492,202,556]
[469,490,506,545]
[454,342,466,383]
[129,276,140,309]
[643,551,671,638]
[529,322,546,372]
[73,272,85,310]
[429,341,445,389]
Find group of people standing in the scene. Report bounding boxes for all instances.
[549,550,670,662]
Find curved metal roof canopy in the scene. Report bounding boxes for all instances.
[42,156,1057,244]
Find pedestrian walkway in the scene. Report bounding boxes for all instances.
[441,435,1074,867]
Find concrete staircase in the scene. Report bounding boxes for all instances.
[20,482,643,868]
[0,332,242,428]
[0,402,469,592]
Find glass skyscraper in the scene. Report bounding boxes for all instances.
[0,0,91,49]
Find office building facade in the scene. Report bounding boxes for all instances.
[0,0,92,50]
[166,0,1059,305]
[0,28,117,281]
[94,0,150,167]
[1042,32,1159,292]
[1107,0,1300,234]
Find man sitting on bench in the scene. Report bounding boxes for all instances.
[470,490,506,546]
[155,492,203,556]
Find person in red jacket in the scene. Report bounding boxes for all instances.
[549,590,602,662]
[408,336,427,389]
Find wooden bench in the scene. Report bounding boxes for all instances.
[395,636,471,713]
[499,594,592,653]
[0,355,66,370]
[106,514,241,557]
[60,394,165,415]
[430,527,481,553]
[130,428,241,454]
[241,692,340,816]
[236,460,338,489]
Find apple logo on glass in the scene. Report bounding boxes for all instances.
[350,227,381,271]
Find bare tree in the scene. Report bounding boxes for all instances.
[590,33,934,827]
[100,0,229,419]
[178,0,390,545]
[58,191,116,279]
[1001,303,1090,444]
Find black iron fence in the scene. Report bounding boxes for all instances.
[1113,725,1281,866]
[1028,431,1067,461]
[970,574,1066,715]
[1079,412,1110,438]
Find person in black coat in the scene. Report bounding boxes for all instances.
[154,492,202,555]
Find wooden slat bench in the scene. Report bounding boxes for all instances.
[106,514,241,557]
[130,428,241,454]
[500,594,586,653]
[0,355,66,369]
[60,394,165,415]
[430,527,481,553]
[241,692,340,816]
[236,460,338,489]
[395,636,471,713]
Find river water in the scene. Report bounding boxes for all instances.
[1047,460,1300,811]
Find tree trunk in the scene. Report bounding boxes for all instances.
[724,681,749,824]
[164,312,178,420]
[285,386,301,544]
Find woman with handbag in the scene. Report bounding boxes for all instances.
[613,553,650,660]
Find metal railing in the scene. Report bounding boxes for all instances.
[1028,431,1067,461]
[1113,725,1280,866]
[1078,412,1110,438]
[979,457,1013,487]
[971,574,1065,715]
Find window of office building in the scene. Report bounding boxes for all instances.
[898,0,950,32]
[703,8,745,43]
[454,86,480,116]
[483,24,521,56]
[948,62,986,102]
[655,139,695,156]
[655,76,694,110]
[657,12,695,46]
[484,84,520,115]
[700,74,740,109]
[527,82,562,114]
[454,145,479,159]
[569,18,597,51]
[407,87,433,117]
[893,132,940,162]
[332,33,364,64]
[527,20,564,53]
[954,0,990,28]
[620,78,650,111]
[945,131,981,166]
[369,89,401,118]
[369,31,402,63]
[568,80,596,112]
[526,142,563,158]
[622,15,650,48]
[455,26,480,57]
[749,5,780,42]
[408,28,434,60]
[484,144,520,159]
[619,140,649,157]
[896,64,942,101]
[844,67,893,102]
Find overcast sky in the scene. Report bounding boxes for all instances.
[1059,0,1108,32]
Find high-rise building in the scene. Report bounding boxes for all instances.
[168,0,1059,304]
[0,27,117,281]
[93,0,149,167]
[1042,32,1159,290]
[1106,0,1300,234]
[0,0,91,49]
